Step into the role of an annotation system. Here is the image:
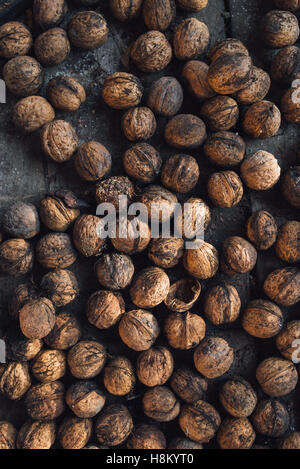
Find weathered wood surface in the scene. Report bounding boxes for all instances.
[0,0,299,446]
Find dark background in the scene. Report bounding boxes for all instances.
[0,0,299,449]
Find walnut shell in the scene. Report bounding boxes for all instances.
[0,362,31,400]
[242,299,283,339]
[282,166,300,208]
[217,418,255,449]
[73,214,106,257]
[59,417,92,449]
[75,141,111,181]
[179,400,221,443]
[276,320,300,360]
[2,201,39,239]
[234,67,271,104]
[127,424,166,449]
[142,386,180,422]
[33,0,68,30]
[169,438,203,449]
[161,154,200,193]
[177,0,208,11]
[41,120,78,163]
[9,282,39,321]
[165,114,207,149]
[137,346,174,387]
[96,404,133,447]
[104,356,135,396]
[200,96,239,131]
[164,278,201,313]
[276,221,300,263]
[3,56,43,97]
[252,400,289,437]
[0,239,33,276]
[0,422,17,449]
[31,349,66,383]
[147,76,183,116]
[182,60,216,101]
[40,196,79,232]
[204,284,241,325]
[208,38,249,62]
[194,336,234,378]
[66,381,105,418]
[143,0,176,31]
[270,46,300,85]
[123,143,161,183]
[164,311,206,350]
[241,151,281,190]
[256,357,298,396]
[184,241,219,280]
[36,233,77,269]
[19,297,55,340]
[41,269,78,307]
[112,218,151,254]
[68,11,108,49]
[102,72,143,110]
[122,106,157,142]
[46,76,86,112]
[5,329,42,362]
[130,31,172,72]
[44,311,81,350]
[137,184,178,223]
[12,96,55,132]
[130,267,170,308]
[208,53,253,95]
[34,28,70,67]
[95,176,135,210]
[204,131,245,167]
[0,22,32,59]
[119,309,160,351]
[281,432,300,449]
[17,421,55,449]
[25,381,65,420]
[148,237,184,269]
[219,378,257,418]
[281,85,300,123]
[95,252,134,290]
[173,18,209,61]
[174,197,211,239]
[68,340,106,379]
[109,0,143,21]
[243,100,281,138]
[170,368,207,403]
[222,236,257,276]
[86,290,125,329]
[246,210,278,250]
[263,267,300,306]
[261,10,299,48]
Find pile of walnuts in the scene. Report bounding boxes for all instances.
[0,0,300,451]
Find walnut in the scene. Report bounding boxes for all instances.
[122,106,157,142]
[208,38,249,62]
[25,381,65,420]
[95,252,134,290]
[119,309,160,351]
[127,424,166,449]
[111,217,151,254]
[256,357,298,396]
[203,131,245,167]
[3,56,43,97]
[142,386,180,422]
[281,432,300,449]
[276,320,300,360]
[161,154,200,193]
[31,349,66,383]
[86,290,125,329]
[170,368,207,403]
[252,400,289,437]
[194,336,234,378]
[282,166,300,208]
[130,267,170,308]
[123,143,162,183]
[164,311,206,350]
[41,120,79,163]
[5,328,42,362]
[19,297,56,340]
[173,18,209,61]
[44,311,81,350]
[0,362,31,400]
[179,400,221,443]
[137,184,178,223]
[148,237,184,269]
[217,418,255,449]
[200,95,239,131]
[34,28,70,67]
[102,72,143,110]
[270,46,300,85]
[243,100,281,138]
[0,22,32,59]
[242,299,283,339]
[104,356,135,396]
[169,438,203,449]
[41,269,78,307]
[246,211,278,250]
[219,378,257,418]
[68,11,108,49]
[204,284,241,325]
[130,31,172,72]
[17,421,55,450]
[109,0,143,21]
[66,381,105,418]
[0,239,34,276]
[40,196,80,232]
[147,76,183,116]
[36,233,77,269]
[96,404,133,447]
[164,278,201,313]
[281,85,300,123]
[33,0,68,30]
[261,10,299,48]
[182,60,216,101]
[0,422,17,449]
[241,151,281,190]
[183,241,219,280]
[2,201,40,239]
[263,267,300,306]
[221,236,257,276]
[208,53,253,94]
[165,114,207,149]
[12,96,55,132]
[73,214,106,257]
[143,0,175,31]
[67,340,106,379]
[174,197,211,239]
[46,76,86,112]
[9,282,39,321]
[177,0,208,11]
[59,417,92,449]
[75,141,111,181]
[95,176,135,210]
[234,66,271,105]
[136,346,174,387]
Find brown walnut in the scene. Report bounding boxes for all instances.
[102,72,143,110]
[44,311,81,350]
[179,400,221,443]
[96,404,133,447]
[270,46,300,84]
[34,28,70,67]
[143,0,176,31]
[19,297,55,340]
[130,31,172,72]
[9,282,39,321]
[165,114,207,150]
[86,290,125,329]
[256,357,298,396]
[281,432,300,449]
[164,311,206,350]
[147,77,183,117]
[0,239,33,277]
[276,221,300,263]
[2,201,39,239]
[217,418,255,449]
[109,0,143,21]
[112,217,151,254]
[252,400,289,437]
[263,267,300,306]
[67,340,106,379]
[221,236,257,276]
[41,269,78,307]
[261,10,299,48]
[142,386,180,422]
[130,267,170,309]
[200,95,239,131]
[119,309,160,351]
[0,422,17,449]
[36,232,77,269]
[95,252,134,290]
[161,154,200,193]
[243,100,281,138]
[95,176,135,210]
[242,299,283,339]
[246,211,278,250]
[204,131,245,167]
[5,328,42,362]
[164,278,201,313]
[68,11,108,49]
[137,184,178,223]
[3,56,43,97]
[282,166,300,208]
[104,356,135,396]
[46,76,86,111]
[137,346,174,387]
[182,60,216,101]
[75,142,112,182]
[183,241,219,280]
[276,320,300,360]
[66,381,105,418]
[194,336,234,378]
[170,368,207,403]
[122,106,157,142]
[208,53,253,95]
[127,424,166,449]
[174,197,211,239]
[25,381,65,421]
[73,214,106,257]
[40,195,80,232]
[148,237,184,269]
[0,362,31,400]
[234,67,271,105]
[31,349,66,383]
[41,120,79,164]
[173,18,209,61]
[0,22,32,59]
[12,96,55,132]
[241,151,281,191]
[204,284,241,325]
[59,417,92,450]
[219,378,257,418]
[33,0,68,30]
[208,38,249,62]
[17,421,55,450]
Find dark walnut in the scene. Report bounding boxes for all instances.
[9,282,39,321]
[41,269,78,307]
[44,311,81,350]
[222,236,257,276]
[142,386,180,422]
[109,0,143,21]
[86,290,125,329]
[173,18,209,61]
[130,267,170,309]
[19,297,55,340]
[235,66,271,105]
[165,114,207,150]
[200,95,239,131]
[122,106,157,142]
[25,381,65,421]
[96,404,133,447]
[177,0,208,11]
[59,417,92,450]
[147,77,183,117]
[217,418,255,449]
[270,46,300,84]
[74,0,101,4]
[184,241,219,280]
[148,237,184,269]
[12,96,55,132]
[0,422,17,449]
[275,0,300,9]
[182,60,215,101]
[67,340,106,379]
[127,424,166,449]
[0,22,32,59]
[282,166,300,208]
[0,362,31,400]
[219,378,257,418]
[130,31,172,72]
[241,151,281,190]
[34,28,70,67]
[143,0,176,31]
[204,284,241,325]
[252,400,289,437]
[194,336,234,378]
[41,120,78,163]
[36,232,77,269]
[137,346,174,387]
[17,421,55,450]
[261,10,299,48]
[276,221,300,263]
[137,184,178,223]
[243,100,281,138]
[95,176,135,210]
[104,356,135,396]
[95,252,134,290]
[123,143,161,183]
[46,76,86,112]
[102,72,143,110]
[174,197,211,239]
[68,11,108,49]
[276,320,300,360]
[2,201,39,239]
[161,154,200,193]
[33,0,67,30]
[3,56,43,97]
[31,349,66,383]
[164,278,201,313]
[246,211,277,250]
[256,357,298,396]
[73,214,106,257]
[169,438,203,449]
[75,141,111,182]
[281,432,300,449]
[5,328,42,362]
[208,53,253,95]
[170,368,207,403]
[0,239,33,276]
[264,267,300,306]
[119,309,160,351]
[208,38,249,62]
[204,131,245,167]
[112,218,151,254]
[66,381,105,418]
[164,311,206,350]
[40,195,80,232]
[242,299,283,339]
[281,85,300,123]
[179,400,221,444]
